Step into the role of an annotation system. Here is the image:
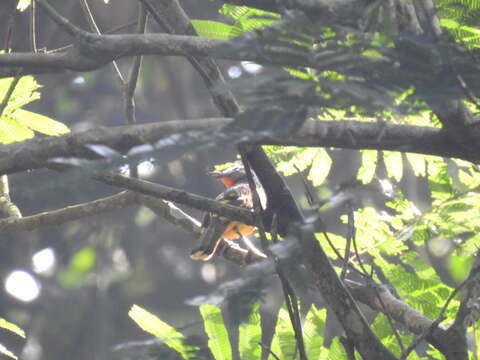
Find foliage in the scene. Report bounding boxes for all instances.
[0,76,69,144]
[0,318,25,360]
[186,1,480,359]
[192,5,280,40]
[129,304,195,359]
[129,303,349,359]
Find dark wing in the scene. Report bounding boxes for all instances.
[190,182,257,261]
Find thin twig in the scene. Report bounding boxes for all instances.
[270,212,308,360]
[124,4,147,126]
[349,202,369,277]
[29,0,38,52]
[0,77,20,117]
[340,201,354,280]
[137,0,240,116]
[258,342,281,360]
[45,20,138,54]
[36,0,87,37]
[123,3,147,178]
[79,0,125,83]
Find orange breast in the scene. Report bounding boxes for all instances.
[220,177,236,188]
[222,222,256,239]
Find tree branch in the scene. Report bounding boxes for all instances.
[0,32,314,78]
[0,191,135,232]
[346,279,468,360]
[136,194,201,236]
[0,118,478,177]
[138,0,240,116]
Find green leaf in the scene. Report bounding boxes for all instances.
[0,76,41,115]
[406,153,426,177]
[308,148,332,186]
[0,116,35,143]
[71,246,96,273]
[199,305,232,360]
[220,5,279,23]
[449,255,473,282]
[325,337,348,360]
[17,0,31,11]
[191,20,236,40]
[12,109,70,136]
[0,76,69,144]
[218,4,280,37]
[238,303,262,360]
[129,304,190,359]
[270,307,296,359]
[303,306,325,358]
[384,151,403,182]
[0,344,17,360]
[0,319,25,338]
[358,150,377,184]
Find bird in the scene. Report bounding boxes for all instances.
[190,162,267,261]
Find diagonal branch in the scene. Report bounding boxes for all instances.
[138,0,240,116]
[94,172,255,225]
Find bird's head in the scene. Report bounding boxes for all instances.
[207,162,246,188]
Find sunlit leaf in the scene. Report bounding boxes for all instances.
[12,109,70,136]
[384,151,403,182]
[303,306,325,358]
[191,20,236,40]
[0,344,17,360]
[270,307,295,359]
[308,149,332,186]
[406,153,426,177]
[449,255,473,282]
[358,150,377,184]
[199,305,232,360]
[16,0,31,12]
[129,304,190,359]
[0,319,25,338]
[71,246,96,273]
[0,116,35,144]
[238,303,261,360]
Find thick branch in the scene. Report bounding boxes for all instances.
[0,118,478,177]
[0,118,230,175]
[0,33,314,78]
